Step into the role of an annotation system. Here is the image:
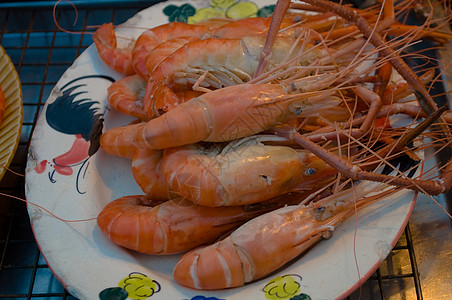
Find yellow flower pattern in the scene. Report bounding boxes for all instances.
[118,272,161,300]
[187,0,260,23]
[263,274,303,300]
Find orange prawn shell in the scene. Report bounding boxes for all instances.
[174,239,247,289]
[97,196,265,255]
[93,23,135,75]
[97,195,165,254]
[161,143,334,207]
[174,205,326,289]
[131,148,170,200]
[107,74,148,120]
[144,36,200,76]
[132,22,212,78]
[100,122,143,159]
[143,36,325,117]
[211,17,274,38]
[135,84,295,150]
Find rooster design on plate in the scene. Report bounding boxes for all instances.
[34,75,114,194]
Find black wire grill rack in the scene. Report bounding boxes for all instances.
[0,1,449,299]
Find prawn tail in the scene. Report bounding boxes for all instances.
[174,237,249,290]
[100,122,143,159]
[131,148,171,200]
[142,78,168,118]
[96,195,166,254]
[93,23,135,76]
[107,74,148,120]
[132,100,210,149]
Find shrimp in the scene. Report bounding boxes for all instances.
[173,183,392,289]
[161,137,336,207]
[100,122,144,159]
[142,18,285,77]
[133,16,300,79]
[143,35,327,117]
[133,83,341,150]
[131,148,170,201]
[107,74,148,120]
[96,195,271,255]
[93,23,135,75]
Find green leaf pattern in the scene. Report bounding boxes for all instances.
[163,0,276,23]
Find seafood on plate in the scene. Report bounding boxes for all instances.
[92,0,452,291]
[97,195,273,255]
[160,136,337,207]
[173,182,395,289]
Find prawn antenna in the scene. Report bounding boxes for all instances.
[1,165,25,177]
[53,0,89,35]
[0,192,97,223]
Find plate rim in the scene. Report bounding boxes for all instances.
[23,1,420,299]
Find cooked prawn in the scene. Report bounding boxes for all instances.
[133,83,341,150]
[100,122,144,159]
[93,23,135,75]
[133,15,301,79]
[161,136,336,207]
[97,195,270,255]
[142,17,284,78]
[131,148,170,201]
[173,183,395,289]
[143,35,327,117]
[107,74,148,120]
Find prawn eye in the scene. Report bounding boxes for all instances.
[292,15,303,23]
[317,206,326,212]
[305,168,316,176]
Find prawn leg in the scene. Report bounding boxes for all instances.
[298,0,438,116]
[258,0,439,116]
[276,105,451,195]
[254,0,291,77]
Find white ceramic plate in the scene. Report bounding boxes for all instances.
[25,1,418,299]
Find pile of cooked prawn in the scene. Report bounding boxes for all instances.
[92,0,452,291]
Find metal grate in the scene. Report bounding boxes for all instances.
[0,1,448,299]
